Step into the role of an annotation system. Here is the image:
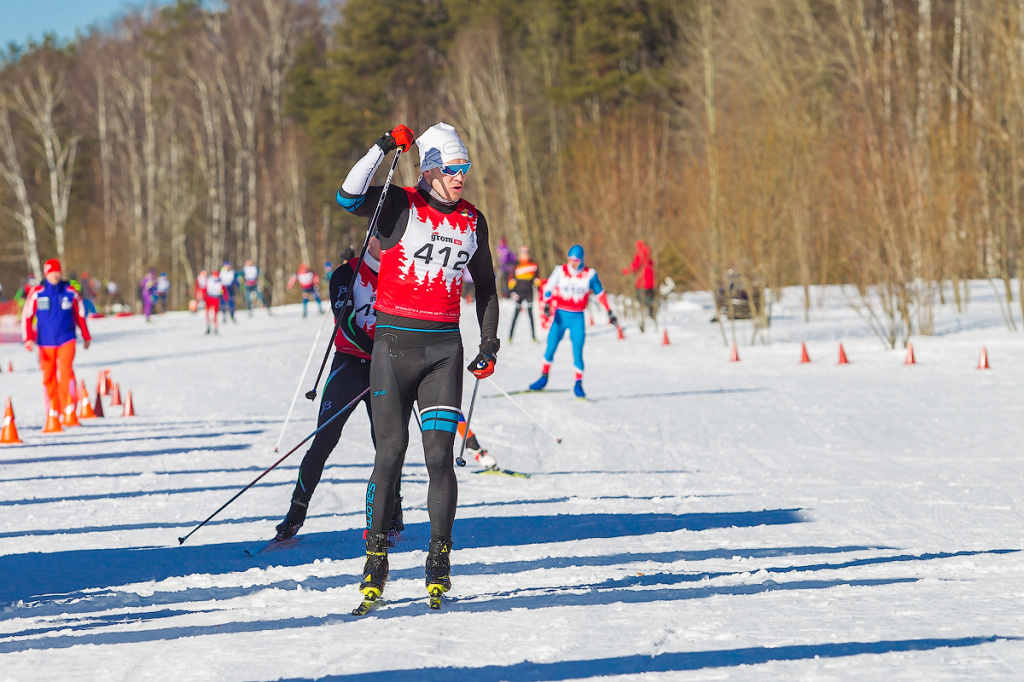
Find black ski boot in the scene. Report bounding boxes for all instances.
[359,531,390,599]
[275,497,308,540]
[387,496,404,547]
[424,535,452,595]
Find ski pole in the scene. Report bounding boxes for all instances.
[306,149,402,401]
[488,378,563,444]
[273,305,333,452]
[178,386,371,545]
[455,378,481,467]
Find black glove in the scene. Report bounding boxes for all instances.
[543,302,552,318]
[608,310,618,326]
[468,338,500,379]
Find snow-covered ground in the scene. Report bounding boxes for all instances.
[2,282,1024,680]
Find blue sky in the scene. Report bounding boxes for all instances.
[0,1,158,49]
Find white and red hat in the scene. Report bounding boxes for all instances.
[417,122,469,173]
[43,259,62,275]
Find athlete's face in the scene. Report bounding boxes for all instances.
[567,257,582,273]
[45,270,61,285]
[424,157,468,202]
[518,247,530,263]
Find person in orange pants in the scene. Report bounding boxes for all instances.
[21,259,92,422]
[456,418,497,469]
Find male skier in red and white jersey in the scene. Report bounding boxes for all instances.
[529,244,617,398]
[272,235,498,546]
[337,121,500,608]
[287,264,323,318]
[202,269,224,334]
[273,236,400,540]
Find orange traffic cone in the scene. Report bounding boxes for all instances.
[6,361,12,372]
[838,344,850,365]
[978,347,990,370]
[617,325,625,340]
[110,382,122,406]
[105,369,113,393]
[662,329,670,346]
[122,390,136,417]
[1,397,22,444]
[79,383,97,419]
[92,388,105,417]
[96,371,106,397]
[43,399,63,433]
[799,343,811,364]
[729,342,740,362]
[905,342,916,365]
[62,398,80,427]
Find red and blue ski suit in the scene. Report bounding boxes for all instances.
[541,264,610,380]
[21,280,91,414]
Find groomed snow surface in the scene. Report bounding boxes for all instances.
[2,282,1024,681]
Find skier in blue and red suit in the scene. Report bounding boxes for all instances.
[529,244,617,399]
[337,121,499,606]
[21,258,92,424]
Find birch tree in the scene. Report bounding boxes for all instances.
[0,93,42,278]
[12,62,79,263]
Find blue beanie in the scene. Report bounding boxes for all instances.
[568,244,585,267]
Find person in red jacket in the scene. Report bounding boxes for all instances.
[21,259,92,424]
[623,239,656,330]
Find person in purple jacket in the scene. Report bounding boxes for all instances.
[140,269,157,321]
[497,237,516,297]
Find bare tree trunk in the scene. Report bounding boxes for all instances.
[284,137,311,267]
[700,0,727,345]
[947,0,964,311]
[143,63,158,265]
[0,96,43,278]
[13,65,80,262]
[97,71,114,277]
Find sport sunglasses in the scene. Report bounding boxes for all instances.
[439,162,472,176]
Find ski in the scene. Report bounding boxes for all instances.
[428,586,445,610]
[474,467,532,479]
[482,388,569,398]
[352,590,383,617]
[245,536,300,556]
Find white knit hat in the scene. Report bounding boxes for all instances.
[417,122,469,173]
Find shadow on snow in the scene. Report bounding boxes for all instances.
[296,636,1015,681]
[0,509,803,605]
[0,576,941,655]
[0,443,252,466]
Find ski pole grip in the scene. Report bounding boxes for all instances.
[305,389,317,401]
